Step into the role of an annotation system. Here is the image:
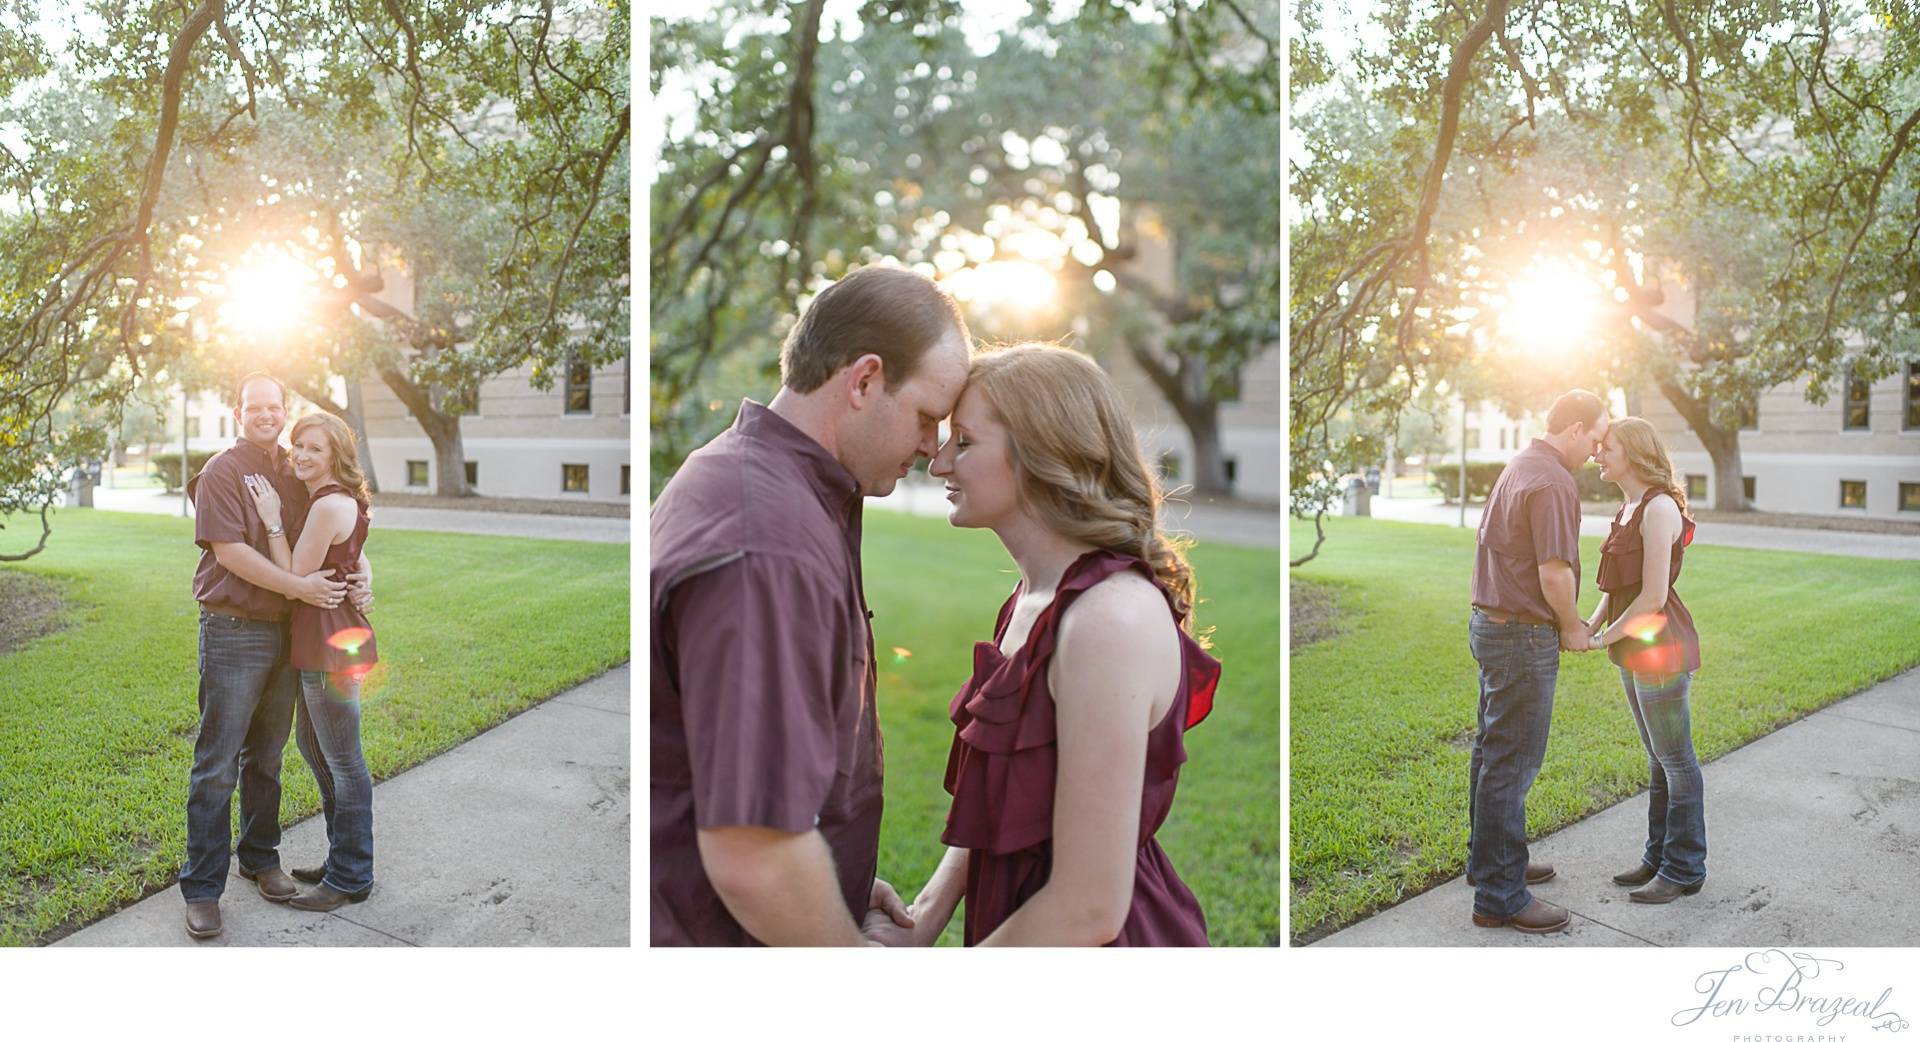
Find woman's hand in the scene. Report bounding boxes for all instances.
[244,474,283,530]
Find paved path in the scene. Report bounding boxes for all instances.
[1314,665,1920,947]
[875,477,1281,549]
[1363,495,1920,559]
[89,486,630,543]
[56,665,631,947]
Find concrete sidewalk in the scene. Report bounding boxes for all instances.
[89,486,630,543]
[1315,665,1920,947]
[1363,495,1920,559]
[56,665,631,947]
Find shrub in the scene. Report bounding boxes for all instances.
[149,451,219,494]
[1428,462,1506,504]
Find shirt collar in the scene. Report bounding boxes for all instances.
[732,399,862,522]
[1526,437,1576,472]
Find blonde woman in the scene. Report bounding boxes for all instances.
[243,412,380,911]
[868,343,1219,947]
[1587,417,1704,905]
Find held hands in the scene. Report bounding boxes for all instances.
[243,474,283,530]
[859,878,920,947]
[1560,626,1594,653]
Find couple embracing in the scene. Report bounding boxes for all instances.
[1467,390,1707,935]
[180,372,380,939]
[650,266,1220,946]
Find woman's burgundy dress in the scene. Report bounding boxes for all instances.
[940,549,1220,946]
[289,483,379,676]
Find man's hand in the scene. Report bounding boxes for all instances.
[1560,626,1592,653]
[292,570,348,609]
[860,905,918,947]
[868,878,914,929]
[345,563,374,613]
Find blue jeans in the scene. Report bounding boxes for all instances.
[1467,610,1560,918]
[182,611,298,902]
[294,671,374,894]
[1621,668,1706,886]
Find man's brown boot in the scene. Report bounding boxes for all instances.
[238,865,298,902]
[1471,897,1571,934]
[184,900,222,940]
[1466,862,1556,888]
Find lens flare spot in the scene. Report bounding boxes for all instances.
[892,646,913,663]
[1625,613,1667,643]
[326,627,373,654]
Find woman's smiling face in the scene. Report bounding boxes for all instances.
[289,425,335,485]
[928,384,1021,530]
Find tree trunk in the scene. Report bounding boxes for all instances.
[343,380,379,493]
[378,368,471,497]
[1655,375,1748,512]
[1125,335,1233,497]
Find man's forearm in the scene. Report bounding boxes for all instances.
[1537,563,1582,629]
[698,826,868,946]
[211,542,296,598]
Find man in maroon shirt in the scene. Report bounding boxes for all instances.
[651,266,971,945]
[1465,389,1607,935]
[179,372,371,940]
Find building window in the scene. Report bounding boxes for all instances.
[1900,482,1920,512]
[1844,368,1871,430]
[1686,474,1707,502]
[407,460,428,488]
[465,461,478,487]
[219,416,229,438]
[1840,480,1867,509]
[562,463,589,493]
[1464,428,1481,450]
[565,360,592,414]
[1497,429,1507,450]
[1907,363,1920,429]
[1159,452,1181,480]
[1224,457,1238,484]
[1743,475,1756,503]
[620,465,631,496]
[623,353,631,416]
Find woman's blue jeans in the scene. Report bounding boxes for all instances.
[294,671,374,894]
[1621,668,1706,886]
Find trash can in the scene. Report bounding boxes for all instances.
[1343,475,1371,517]
[65,465,94,509]
[1364,466,1381,495]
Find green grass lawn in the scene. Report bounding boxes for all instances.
[1288,516,1920,943]
[0,509,629,946]
[863,510,1280,946]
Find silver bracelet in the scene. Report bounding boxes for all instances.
[266,524,284,538]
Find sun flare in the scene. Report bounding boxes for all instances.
[1497,259,1602,353]
[217,247,320,337]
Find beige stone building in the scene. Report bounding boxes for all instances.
[1635,364,1920,521]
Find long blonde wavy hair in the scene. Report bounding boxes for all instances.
[289,412,371,506]
[965,343,1200,631]
[1608,416,1691,519]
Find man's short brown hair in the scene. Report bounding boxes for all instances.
[1546,389,1607,434]
[780,266,970,393]
[233,370,288,407]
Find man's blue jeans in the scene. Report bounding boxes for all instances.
[182,611,298,902]
[293,671,375,894]
[1620,668,1706,887]
[1467,610,1560,918]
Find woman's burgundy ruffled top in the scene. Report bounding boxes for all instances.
[939,549,1220,946]
[1596,486,1700,677]
[289,484,378,676]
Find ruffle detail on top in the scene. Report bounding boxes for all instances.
[941,550,1219,856]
